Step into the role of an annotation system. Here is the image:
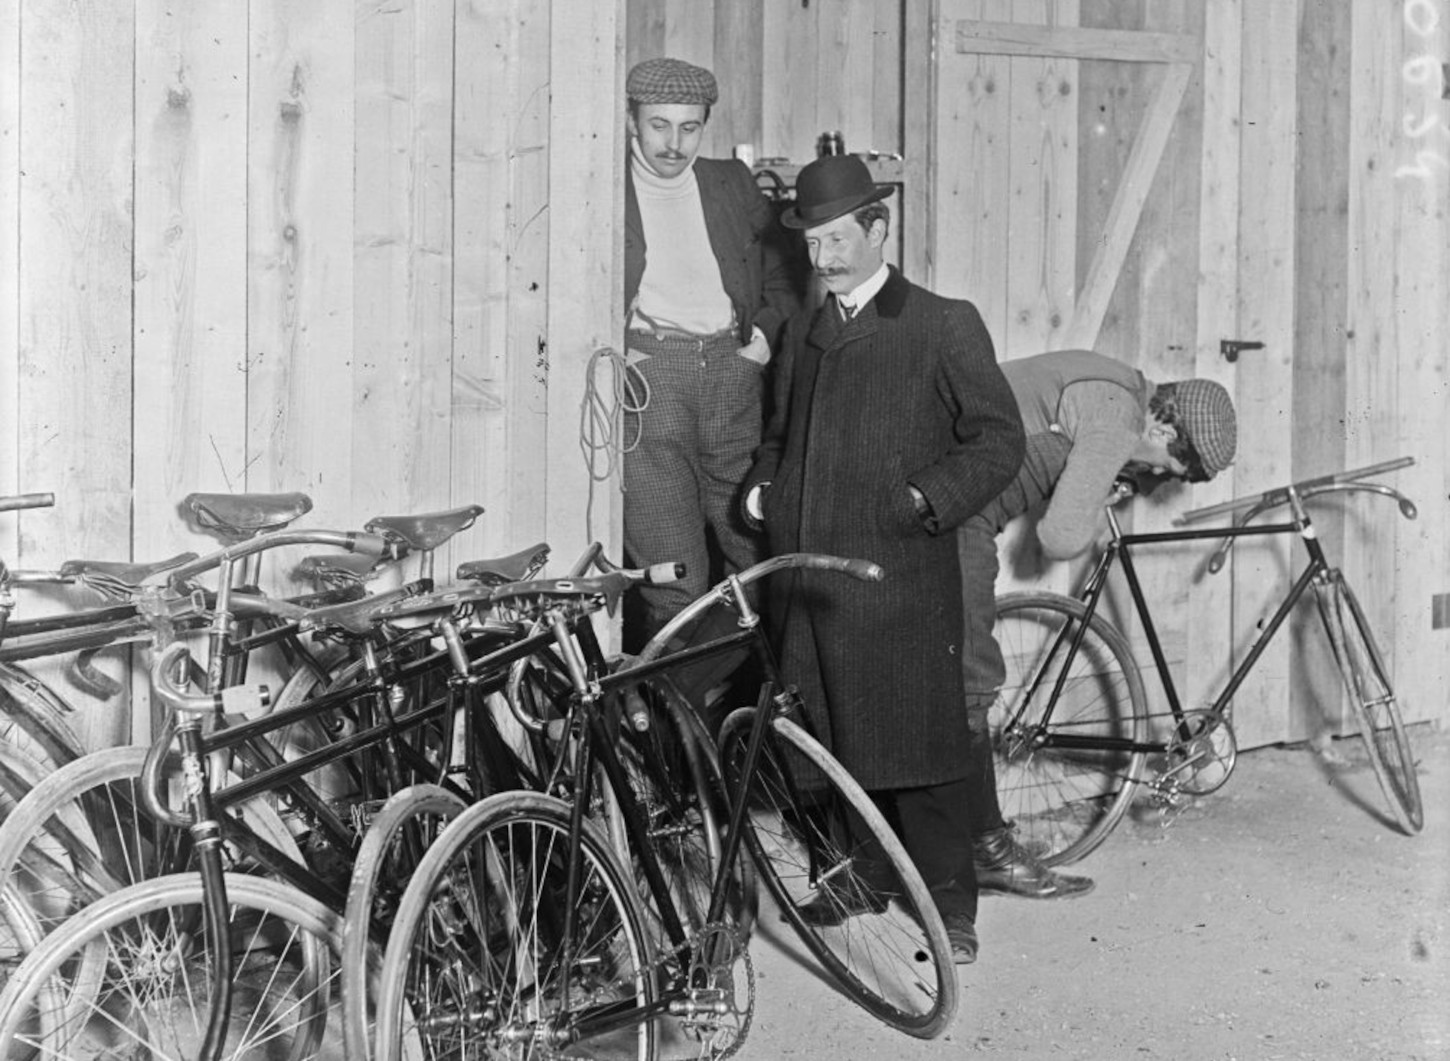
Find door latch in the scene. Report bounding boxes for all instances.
[1220,340,1265,362]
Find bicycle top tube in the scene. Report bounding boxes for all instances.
[165,527,389,584]
[1175,456,1416,526]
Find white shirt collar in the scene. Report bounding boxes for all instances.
[838,263,890,314]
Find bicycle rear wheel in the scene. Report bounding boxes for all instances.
[991,592,1150,865]
[1317,574,1423,834]
[0,873,341,1061]
[717,707,956,1039]
[372,790,657,1061]
[339,783,469,1060]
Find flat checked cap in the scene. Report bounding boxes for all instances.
[1167,378,1237,476]
[626,58,718,107]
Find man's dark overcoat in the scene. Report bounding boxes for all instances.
[743,267,1023,790]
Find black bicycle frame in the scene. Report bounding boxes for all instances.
[542,605,791,1046]
[1033,501,1333,753]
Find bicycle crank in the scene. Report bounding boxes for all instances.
[1154,708,1239,798]
[665,922,754,1060]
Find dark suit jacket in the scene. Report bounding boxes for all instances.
[625,156,799,348]
[744,267,1024,788]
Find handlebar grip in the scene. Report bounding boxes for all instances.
[0,493,55,513]
[1400,497,1418,520]
[644,561,685,585]
[840,558,885,582]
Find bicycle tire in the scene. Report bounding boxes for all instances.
[0,872,342,1060]
[0,744,303,942]
[0,662,86,774]
[991,592,1151,865]
[339,783,469,1060]
[372,790,658,1061]
[716,707,957,1039]
[1319,574,1424,834]
[0,745,49,990]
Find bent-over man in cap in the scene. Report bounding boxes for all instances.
[622,57,800,650]
[959,349,1238,898]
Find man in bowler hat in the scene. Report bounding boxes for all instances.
[742,154,1025,962]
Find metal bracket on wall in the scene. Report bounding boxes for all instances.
[1220,340,1265,362]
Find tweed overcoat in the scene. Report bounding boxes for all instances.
[743,268,1024,790]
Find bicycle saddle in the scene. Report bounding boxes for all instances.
[365,504,485,552]
[456,542,550,585]
[182,492,314,537]
[59,552,201,592]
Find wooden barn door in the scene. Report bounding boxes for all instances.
[926,3,1312,748]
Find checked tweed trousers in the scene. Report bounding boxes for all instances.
[623,330,767,640]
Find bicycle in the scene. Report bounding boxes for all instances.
[362,553,957,1061]
[0,532,589,1059]
[990,456,1424,867]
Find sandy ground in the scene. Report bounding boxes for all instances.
[742,725,1449,1060]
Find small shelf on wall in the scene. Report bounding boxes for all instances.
[750,156,905,183]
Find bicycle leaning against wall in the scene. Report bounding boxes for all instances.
[990,457,1424,867]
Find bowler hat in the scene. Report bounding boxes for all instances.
[781,155,893,229]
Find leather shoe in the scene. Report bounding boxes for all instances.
[973,825,1095,899]
[942,911,978,964]
[794,882,889,928]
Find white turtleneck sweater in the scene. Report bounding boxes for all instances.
[631,145,733,335]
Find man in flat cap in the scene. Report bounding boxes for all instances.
[959,349,1236,897]
[621,57,800,652]
[742,154,1026,964]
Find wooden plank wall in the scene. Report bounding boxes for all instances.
[626,0,906,175]
[1343,0,1449,735]
[624,0,1449,742]
[2,0,1445,747]
[0,0,625,747]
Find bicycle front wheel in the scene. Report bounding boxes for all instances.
[717,707,956,1039]
[372,790,657,1061]
[0,872,342,1061]
[991,592,1150,865]
[1318,574,1423,834]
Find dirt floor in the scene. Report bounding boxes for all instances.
[743,724,1449,1060]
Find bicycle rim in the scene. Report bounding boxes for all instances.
[1326,577,1423,833]
[0,873,341,1061]
[991,593,1150,865]
[373,791,656,1061]
[718,708,956,1039]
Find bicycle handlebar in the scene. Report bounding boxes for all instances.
[0,493,55,514]
[1175,456,1415,526]
[151,641,271,716]
[1171,457,1418,575]
[638,552,884,664]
